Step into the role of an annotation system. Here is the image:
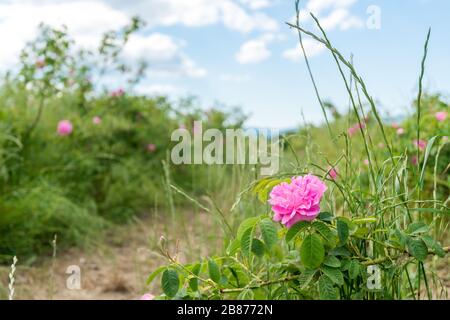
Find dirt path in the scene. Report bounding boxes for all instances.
[0,210,222,300]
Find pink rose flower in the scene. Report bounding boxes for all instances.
[327,166,338,180]
[363,159,369,165]
[396,128,405,135]
[111,88,125,97]
[35,59,45,69]
[348,123,365,137]
[391,123,399,129]
[92,116,101,125]
[414,139,427,151]
[57,120,73,136]
[140,293,154,300]
[147,143,156,153]
[435,111,447,122]
[269,174,327,228]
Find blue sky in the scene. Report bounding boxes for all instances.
[0,0,449,129]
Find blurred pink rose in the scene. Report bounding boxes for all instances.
[147,143,156,153]
[57,120,73,136]
[396,128,405,135]
[363,159,370,165]
[140,293,154,300]
[414,139,427,151]
[111,88,125,97]
[348,123,365,137]
[391,123,399,129]
[92,116,101,125]
[35,59,45,69]
[411,155,418,166]
[435,111,447,122]
[269,175,327,228]
[327,166,338,180]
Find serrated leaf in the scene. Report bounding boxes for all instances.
[297,269,317,289]
[237,217,259,240]
[226,238,240,255]
[260,218,278,249]
[348,260,361,280]
[312,221,336,247]
[407,238,428,261]
[324,255,341,268]
[406,222,429,235]
[421,235,445,258]
[337,219,349,244]
[251,238,265,257]
[189,263,201,291]
[285,221,310,242]
[329,246,351,257]
[146,265,166,285]
[318,212,334,223]
[240,227,254,257]
[321,265,344,285]
[161,269,179,298]
[208,259,221,283]
[318,274,338,300]
[258,179,284,203]
[300,233,325,269]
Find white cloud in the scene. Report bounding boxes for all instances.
[134,83,179,96]
[0,0,208,78]
[235,33,283,64]
[284,0,362,61]
[106,0,279,33]
[239,0,272,10]
[236,37,271,64]
[282,38,326,62]
[293,0,362,31]
[320,8,363,31]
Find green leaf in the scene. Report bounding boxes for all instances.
[226,238,240,255]
[208,259,221,283]
[406,222,429,235]
[329,246,351,257]
[237,217,259,240]
[337,219,349,244]
[323,255,341,268]
[348,260,361,280]
[352,227,369,239]
[240,227,254,257]
[300,233,325,269]
[321,266,344,285]
[407,238,428,261]
[161,269,179,298]
[318,274,338,300]
[258,179,284,203]
[421,235,445,258]
[260,218,278,249]
[251,238,265,257]
[189,263,201,291]
[352,216,377,224]
[318,212,334,223]
[419,135,438,189]
[285,221,310,242]
[297,270,317,289]
[312,221,336,246]
[146,265,166,285]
